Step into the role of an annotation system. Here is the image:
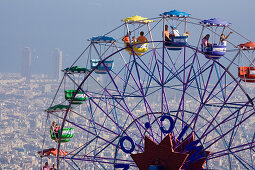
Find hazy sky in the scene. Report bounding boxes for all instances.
[1,0,254,74]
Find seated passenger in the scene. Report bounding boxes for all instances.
[51,121,60,138]
[122,31,131,47]
[201,34,212,48]
[220,32,232,46]
[50,121,56,131]
[132,36,136,43]
[170,26,180,37]
[163,25,171,41]
[43,162,50,170]
[136,31,148,43]
[50,163,57,170]
[183,31,190,37]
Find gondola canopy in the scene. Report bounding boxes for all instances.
[238,41,255,50]
[90,36,116,43]
[200,18,231,27]
[160,9,191,18]
[122,15,153,24]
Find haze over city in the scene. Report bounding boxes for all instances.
[1,0,255,75]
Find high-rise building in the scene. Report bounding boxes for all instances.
[52,48,63,81]
[21,47,32,81]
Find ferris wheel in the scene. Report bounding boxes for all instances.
[39,9,255,170]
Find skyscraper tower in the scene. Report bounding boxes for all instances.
[52,48,63,81]
[21,47,32,81]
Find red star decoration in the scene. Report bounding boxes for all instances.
[131,134,189,170]
[131,132,211,170]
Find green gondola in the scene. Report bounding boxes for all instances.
[50,128,74,143]
[65,90,88,104]
[63,66,90,74]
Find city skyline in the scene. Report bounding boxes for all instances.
[17,46,64,79]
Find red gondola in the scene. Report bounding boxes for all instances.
[238,66,255,82]
[238,41,255,82]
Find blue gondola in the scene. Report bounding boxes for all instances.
[200,18,231,59]
[165,35,188,50]
[202,44,226,59]
[160,10,191,51]
[90,59,114,74]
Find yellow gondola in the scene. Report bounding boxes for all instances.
[125,42,148,56]
[122,15,152,55]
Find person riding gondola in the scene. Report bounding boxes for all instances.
[164,25,171,41]
[43,162,50,170]
[202,34,212,48]
[220,32,233,46]
[50,121,60,139]
[136,31,148,43]
[122,31,132,47]
[170,26,180,37]
[50,163,57,170]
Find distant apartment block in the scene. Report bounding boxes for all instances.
[21,47,32,81]
[52,48,62,81]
